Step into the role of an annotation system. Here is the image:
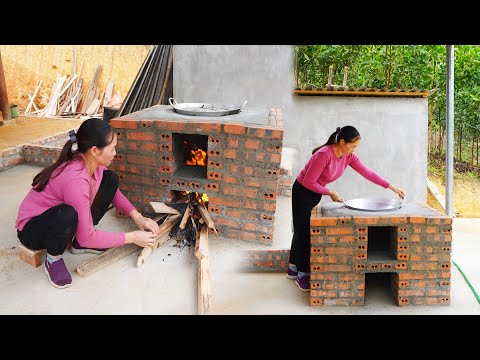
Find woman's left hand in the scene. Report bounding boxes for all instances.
[131,211,160,236]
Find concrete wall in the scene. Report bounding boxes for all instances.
[175,45,428,202]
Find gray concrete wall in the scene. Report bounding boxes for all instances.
[173,45,428,203]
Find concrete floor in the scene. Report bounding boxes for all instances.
[1,163,479,315]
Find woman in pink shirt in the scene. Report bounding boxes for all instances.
[288,125,405,292]
[16,118,160,289]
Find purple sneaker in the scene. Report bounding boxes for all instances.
[44,258,72,289]
[295,275,310,292]
[287,267,298,279]
[70,238,106,255]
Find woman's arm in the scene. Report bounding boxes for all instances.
[349,156,390,188]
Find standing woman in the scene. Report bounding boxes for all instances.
[288,125,405,291]
[16,118,160,289]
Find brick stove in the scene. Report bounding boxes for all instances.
[109,105,283,245]
[310,201,452,306]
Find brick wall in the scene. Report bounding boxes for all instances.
[110,105,284,245]
[309,205,452,306]
[0,133,68,172]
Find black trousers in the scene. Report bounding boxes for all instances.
[288,179,322,273]
[17,170,119,256]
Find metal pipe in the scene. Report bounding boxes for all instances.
[445,45,455,217]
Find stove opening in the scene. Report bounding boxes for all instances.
[172,133,208,179]
[364,272,396,305]
[367,226,397,261]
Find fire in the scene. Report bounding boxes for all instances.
[184,141,207,166]
[181,191,209,204]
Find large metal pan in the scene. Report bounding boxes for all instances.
[342,197,404,212]
[169,98,247,117]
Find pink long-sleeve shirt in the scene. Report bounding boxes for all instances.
[297,144,390,195]
[16,155,136,249]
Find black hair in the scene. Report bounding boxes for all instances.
[312,125,361,154]
[32,118,115,191]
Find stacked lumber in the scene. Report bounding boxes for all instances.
[117,45,173,117]
[23,47,111,118]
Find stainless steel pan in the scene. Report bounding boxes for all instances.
[169,98,247,117]
[341,197,405,212]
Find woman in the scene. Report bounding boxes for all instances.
[288,125,405,291]
[16,118,160,289]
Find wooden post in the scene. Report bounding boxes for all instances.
[343,66,348,87]
[0,51,11,121]
[327,65,334,86]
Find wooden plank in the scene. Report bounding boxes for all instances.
[149,201,180,215]
[197,203,218,234]
[103,79,114,107]
[179,206,191,230]
[427,177,459,216]
[194,222,208,260]
[196,225,211,315]
[294,89,430,97]
[76,243,141,278]
[197,204,214,228]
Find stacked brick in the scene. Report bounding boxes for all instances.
[110,105,284,245]
[239,249,290,272]
[0,133,69,172]
[309,205,452,306]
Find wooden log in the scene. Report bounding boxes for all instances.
[196,225,211,314]
[149,202,180,215]
[76,243,141,278]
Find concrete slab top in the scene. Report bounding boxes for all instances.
[115,105,273,126]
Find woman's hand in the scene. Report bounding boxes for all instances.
[328,190,343,203]
[125,230,158,248]
[130,210,160,236]
[388,184,406,200]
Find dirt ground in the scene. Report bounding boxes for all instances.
[1,116,478,218]
[427,172,480,218]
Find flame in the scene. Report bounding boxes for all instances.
[180,191,209,204]
[184,140,207,166]
[185,148,207,166]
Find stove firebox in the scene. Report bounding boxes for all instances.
[110,105,284,245]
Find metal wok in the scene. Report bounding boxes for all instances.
[342,197,404,212]
[169,98,247,117]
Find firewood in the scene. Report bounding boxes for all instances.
[197,203,218,234]
[196,225,212,315]
[179,206,191,229]
[137,214,181,267]
[149,202,180,215]
[194,223,208,260]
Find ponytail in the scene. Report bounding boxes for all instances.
[312,126,361,154]
[32,137,76,191]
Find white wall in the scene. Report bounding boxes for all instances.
[173,45,428,203]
